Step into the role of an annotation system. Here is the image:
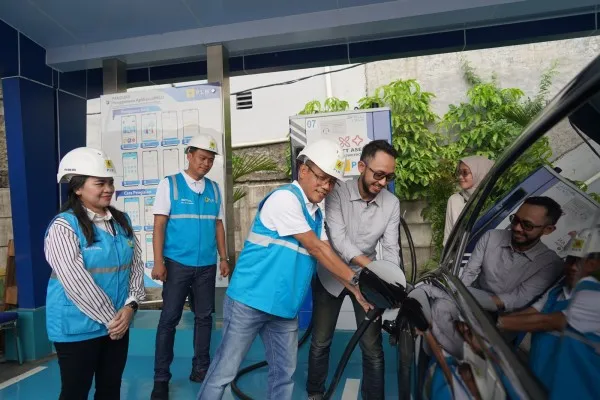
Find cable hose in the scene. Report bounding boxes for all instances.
[230,320,314,400]
[323,308,384,400]
[399,216,418,286]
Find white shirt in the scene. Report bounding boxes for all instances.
[566,276,600,336]
[153,170,224,219]
[259,181,328,240]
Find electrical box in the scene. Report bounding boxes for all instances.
[289,108,393,188]
[289,108,394,330]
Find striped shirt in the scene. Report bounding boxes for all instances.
[44,208,145,325]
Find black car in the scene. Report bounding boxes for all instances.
[387,54,600,399]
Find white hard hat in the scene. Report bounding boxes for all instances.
[298,139,345,180]
[563,227,600,258]
[57,147,117,183]
[185,133,219,155]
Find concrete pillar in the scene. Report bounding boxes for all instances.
[102,58,127,94]
[207,45,235,319]
[207,45,235,264]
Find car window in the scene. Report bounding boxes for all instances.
[458,96,600,397]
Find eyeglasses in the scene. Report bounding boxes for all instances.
[368,166,396,182]
[306,164,337,187]
[509,214,546,232]
[456,169,471,178]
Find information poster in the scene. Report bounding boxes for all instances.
[100,84,229,289]
[304,112,370,176]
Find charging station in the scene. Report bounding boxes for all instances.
[288,108,394,329]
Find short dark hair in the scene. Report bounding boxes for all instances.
[523,196,562,225]
[360,140,398,162]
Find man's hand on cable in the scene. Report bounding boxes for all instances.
[348,284,374,313]
[108,306,135,340]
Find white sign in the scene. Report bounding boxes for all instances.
[305,113,370,177]
[99,84,229,288]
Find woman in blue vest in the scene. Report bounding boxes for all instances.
[197,139,372,400]
[45,147,145,400]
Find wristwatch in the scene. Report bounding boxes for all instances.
[126,301,139,312]
[350,270,361,286]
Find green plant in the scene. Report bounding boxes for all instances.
[424,60,558,257]
[232,153,279,203]
[299,97,349,115]
[358,80,441,199]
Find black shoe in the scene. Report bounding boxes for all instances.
[150,381,169,400]
[189,369,207,383]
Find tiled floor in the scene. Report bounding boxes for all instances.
[0,310,402,399]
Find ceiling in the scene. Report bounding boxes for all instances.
[1,0,599,71]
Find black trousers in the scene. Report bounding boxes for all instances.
[54,331,129,400]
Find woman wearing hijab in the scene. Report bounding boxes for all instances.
[443,155,494,246]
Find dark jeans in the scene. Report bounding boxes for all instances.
[307,277,385,400]
[54,331,129,400]
[154,258,216,382]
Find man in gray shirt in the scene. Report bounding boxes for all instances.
[461,196,564,312]
[307,140,400,400]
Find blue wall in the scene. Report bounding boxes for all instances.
[1,19,87,309]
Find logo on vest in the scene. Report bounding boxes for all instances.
[204,196,215,203]
[127,239,134,248]
[180,198,194,205]
[83,245,103,251]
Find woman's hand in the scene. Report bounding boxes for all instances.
[108,307,135,340]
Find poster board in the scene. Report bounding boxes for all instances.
[99,84,229,289]
[289,108,392,180]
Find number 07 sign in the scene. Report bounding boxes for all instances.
[290,108,392,179]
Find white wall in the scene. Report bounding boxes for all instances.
[86,65,367,148]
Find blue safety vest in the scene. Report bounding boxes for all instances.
[529,280,569,389]
[46,211,133,343]
[550,278,600,400]
[163,173,221,267]
[227,184,322,319]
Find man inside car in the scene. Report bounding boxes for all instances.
[460,196,564,313]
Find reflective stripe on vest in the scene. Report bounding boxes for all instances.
[246,231,310,256]
[49,264,130,279]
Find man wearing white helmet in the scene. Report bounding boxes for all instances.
[197,139,372,400]
[46,147,145,399]
[151,133,229,400]
[546,225,600,399]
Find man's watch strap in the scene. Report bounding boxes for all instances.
[126,301,139,312]
[350,270,361,286]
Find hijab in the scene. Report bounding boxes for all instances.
[458,155,494,201]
